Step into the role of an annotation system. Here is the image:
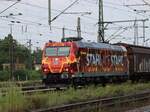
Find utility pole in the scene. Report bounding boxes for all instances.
[133,19,147,46]
[48,0,79,30]
[48,0,51,29]
[8,24,14,81]
[105,19,148,45]
[27,39,32,70]
[134,19,138,45]
[62,27,65,39]
[142,20,146,45]
[77,17,81,38]
[98,0,104,43]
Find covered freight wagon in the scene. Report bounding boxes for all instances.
[116,43,150,81]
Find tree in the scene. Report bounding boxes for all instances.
[0,35,11,69]
[33,49,42,64]
[0,34,31,70]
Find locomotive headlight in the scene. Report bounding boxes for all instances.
[72,75,75,78]
[70,69,74,74]
[42,64,50,73]
[65,68,69,72]
[44,68,49,72]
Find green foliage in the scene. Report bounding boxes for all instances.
[0,34,43,78]
[0,35,11,69]
[13,70,29,81]
[33,49,42,64]
[0,82,150,111]
[0,85,27,112]
[0,71,9,81]
[0,70,42,81]
[13,70,42,81]
[0,34,33,70]
[24,82,150,110]
[28,70,42,80]
[15,44,30,64]
[27,94,49,110]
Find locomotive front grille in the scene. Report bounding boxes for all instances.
[51,66,62,73]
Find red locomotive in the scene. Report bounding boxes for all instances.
[41,38,129,85]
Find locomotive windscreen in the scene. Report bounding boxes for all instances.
[45,46,70,56]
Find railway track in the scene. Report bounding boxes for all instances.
[0,80,42,87]
[0,84,68,96]
[30,90,150,112]
[21,85,68,95]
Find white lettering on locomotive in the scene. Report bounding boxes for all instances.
[87,54,123,66]
[86,54,101,66]
[111,55,123,65]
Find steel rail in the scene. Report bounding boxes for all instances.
[31,90,150,112]
[0,80,42,86]
[0,85,67,96]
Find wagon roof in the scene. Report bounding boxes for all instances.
[75,41,127,52]
[115,43,150,54]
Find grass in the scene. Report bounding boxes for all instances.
[0,80,41,88]
[0,82,150,112]
[0,83,27,112]
[29,82,150,109]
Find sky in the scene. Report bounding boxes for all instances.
[0,0,150,50]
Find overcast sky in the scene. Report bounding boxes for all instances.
[0,0,150,49]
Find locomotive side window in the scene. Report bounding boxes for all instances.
[45,47,70,56]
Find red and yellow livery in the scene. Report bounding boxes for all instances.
[42,39,128,85]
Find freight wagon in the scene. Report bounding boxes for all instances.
[117,43,150,82]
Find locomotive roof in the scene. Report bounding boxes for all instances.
[75,41,127,52]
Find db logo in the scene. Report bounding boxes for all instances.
[53,58,59,65]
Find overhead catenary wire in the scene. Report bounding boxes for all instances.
[143,0,150,6]
[0,16,97,36]
[18,0,145,22]
[50,0,80,22]
[0,1,145,30]
[18,1,96,27]
[0,0,149,45]
[106,27,130,42]
[6,0,148,20]
[82,0,147,18]
[13,0,147,31]
[0,0,20,15]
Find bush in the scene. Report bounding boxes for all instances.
[13,70,29,81]
[0,71,9,81]
[0,70,42,81]
[28,70,42,80]
[13,70,42,81]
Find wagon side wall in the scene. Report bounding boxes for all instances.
[127,46,150,77]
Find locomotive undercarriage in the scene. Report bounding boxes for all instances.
[43,73,129,87]
[43,73,71,86]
